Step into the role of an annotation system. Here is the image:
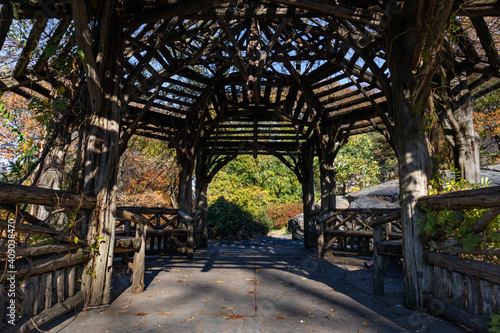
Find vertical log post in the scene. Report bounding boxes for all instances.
[131,221,147,293]
[195,150,210,247]
[373,224,384,295]
[71,0,123,307]
[300,145,315,248]
[317,124,337,259]
[388,16,434,309]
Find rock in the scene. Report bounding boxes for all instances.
[313,196,350,210]
[287,213,304,240]
[348,196,399,209]
[480,166,500,187]
[346,180,400,203]
[482,165,500,172]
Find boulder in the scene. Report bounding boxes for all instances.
[346,180,399,203]
[287,213,304,240]
[313,195,350,210]
[348,196,399,209]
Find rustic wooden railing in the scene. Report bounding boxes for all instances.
[309,208,401,258]
[0,183,199,331]
[0,183,93,332]
[115,207,201,259]
[415,185,500,332]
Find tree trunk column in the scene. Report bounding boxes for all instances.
[177,151,195,258]
[300,147,315,248]
[71,0,122,307]
[195,151,209,247]
[318,124,337,259]
[389,18,432,310]
[451,73,480,183]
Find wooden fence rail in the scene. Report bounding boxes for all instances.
[309,208,401,258]
[0,183,158,331]
[416,185,500,332]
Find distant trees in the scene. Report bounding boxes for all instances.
[474,86,500,165]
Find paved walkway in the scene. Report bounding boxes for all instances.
[45,235,467,332]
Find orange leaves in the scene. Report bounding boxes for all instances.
[228,314,244,320]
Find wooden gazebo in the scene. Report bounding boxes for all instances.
[1,0,500,329]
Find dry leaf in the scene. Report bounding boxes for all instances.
[136,312,148,316]
[277,316,286,320]
[362,322,368,325]
[229,314,244,319]
[248,290,259,294]
[221,306,234,310]
[217,281,224,283]
[177,280,182,283]
[245,278,254,281]
[263,320,269,323]
[219,312,227,316]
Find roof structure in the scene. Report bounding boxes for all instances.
[1,0,499,159]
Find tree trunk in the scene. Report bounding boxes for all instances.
[438,72,480,183]
[317,124,337,259]
[71,0,122,307]
[178,153,194,217]
[30,129,71,224]
[388,17,432,310]
[300,147,315,248]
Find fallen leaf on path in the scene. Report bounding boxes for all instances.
[219,312,228,316]
[263,320,269,323]
[277,316,286,319]
[177,280,182,282]
[245,278,254,281]
[229,314,244,319]
[362,322,368,325]
[221,306,233,310]
[217,281,224,283]
[248,290,259,294]
[136,313,148,316]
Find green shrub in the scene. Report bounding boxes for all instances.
[265,202,302,230]
[207,196,269,240]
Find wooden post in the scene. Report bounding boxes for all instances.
[131,221,147,293]
[178,209,194,258]
[195,150,209,247]
[437,71,480,183]
[317,124,337,259]
[373,224,384,295]
[388,16,433,310]
[71,0,123,306]
[300,146,315,248]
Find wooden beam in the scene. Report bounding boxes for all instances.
[120,0,230,27]
[0,183,96,209]
[13,18,48,78]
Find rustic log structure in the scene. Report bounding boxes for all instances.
[0,0,500,329]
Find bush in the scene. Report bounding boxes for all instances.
[207,196,269,240]
[265,202,303,230]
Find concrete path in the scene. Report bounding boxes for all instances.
[44,235,467,333]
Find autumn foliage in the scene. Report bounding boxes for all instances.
[265,202,303,230]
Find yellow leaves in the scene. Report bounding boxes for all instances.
[216,280,224,283]
[245,278,254,281]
